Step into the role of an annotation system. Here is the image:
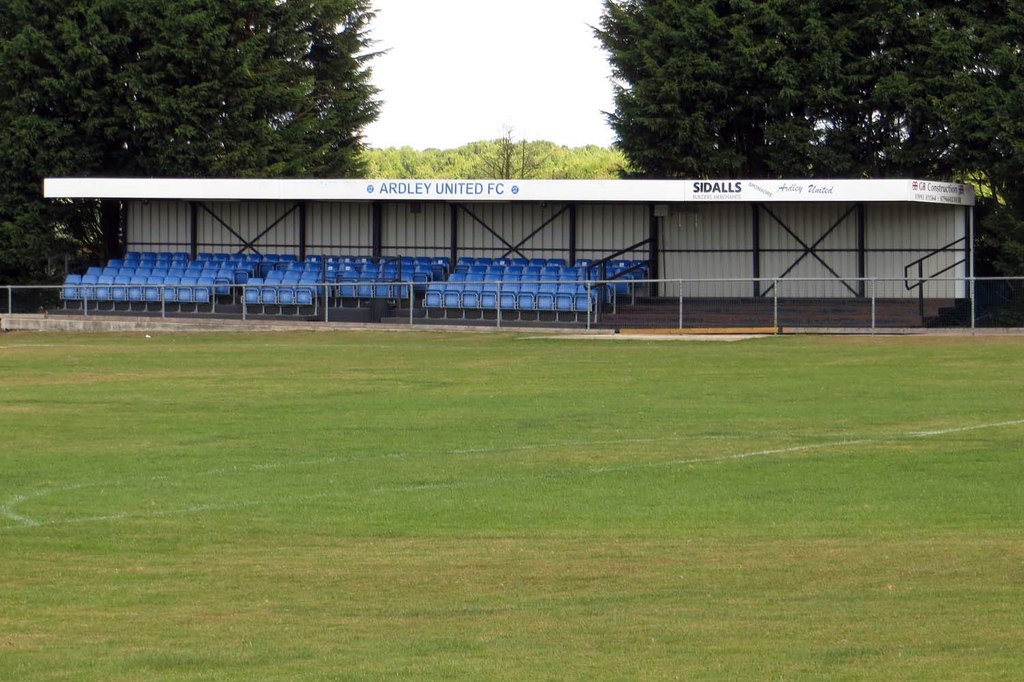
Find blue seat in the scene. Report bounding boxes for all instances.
[574,285,596,313]
[423,283,444,308]
[111,275,131,303]
[442,282,463,308]
[144,276,163,302]
[177,277,197,304]
[277,286,296,307]
[127,276,146,303]
[260,283,279,305]
[62,274,82,301]
[194,277,213,304]
[555,284,577,312]
[460,283,481,309]
[498,282,519,310]
[161,276,181,303]
[243,278,263,305]
[517,283,539,310]
[537,283,558,311]
[480,283,499,309]
[95,275,114,302]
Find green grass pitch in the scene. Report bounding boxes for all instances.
[1,331,1022,680]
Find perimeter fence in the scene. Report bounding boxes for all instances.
[3,277,1023,331]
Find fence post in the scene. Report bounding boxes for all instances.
[678,285,684,329]
[496,282,502,329]
[870,279,876,332]
[241,286,247,321]
[586,282,592,331]
[324,283,330,323]
[409,282,414,326]
[970,276,976,329]
[772,279,779,330]
[7,286,11,315]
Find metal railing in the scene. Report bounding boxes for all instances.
[4,277,1024,331]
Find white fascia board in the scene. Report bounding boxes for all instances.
[43,177,976,206]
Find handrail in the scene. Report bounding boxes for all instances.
[903,237,966,291]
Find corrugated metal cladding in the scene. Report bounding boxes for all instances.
[126,201,190,251]
[125,197,966,299]
[658,201,967,298]
[380,202,448,258]
[576,204,649,261]
[660,205,754,298]
[196,201,301,255]
[457,203,571,260]
[759,203,859,289]
[308,202,373,256]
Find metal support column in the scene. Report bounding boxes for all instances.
[752,204,761,297]
[968,205,976,328]
[568,204,578,265]
[449,203,459,267]
[648,204,660,297]
[298,202,307,262]
[371,201,383,260]
[188,201,198,260]
[856,203,866,297]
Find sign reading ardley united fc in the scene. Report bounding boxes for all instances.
[43,177,975,206]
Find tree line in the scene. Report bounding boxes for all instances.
[0,0,378,283]
[1,1,1022,283]
[596,0,1024,274]
[363,128,628,180]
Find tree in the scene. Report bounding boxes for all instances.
[595,0,834,178]
[477,126,548,179]
[0,0,380,283]
[596,0,1024,273]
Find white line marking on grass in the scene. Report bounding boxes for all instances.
[0,496,40,527]
[2,418,1022,531]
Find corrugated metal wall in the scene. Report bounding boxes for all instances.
[125,198,966,298]
[455,203,571,261]
[662,204,753,297]
[195,201,301,256]
[661,202,966,298]
[126,201,190,252]
[576,204,650,262]
[309,202,374,256]
[380,202,448,258]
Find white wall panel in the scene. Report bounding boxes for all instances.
[308,202,373,256]
[381,203,449,258]
[195,201,300,255]
[458,203,571,260]
[126,201,189,251]
[575,204,649,263]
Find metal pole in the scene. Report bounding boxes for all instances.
[870,279,876,333]
[773,279,779,330]
[325,283,330,324]
[408,282,414,326]
[496,282,502,329]
[7,286,11,315]
[969,205,976,329]
[586,282,592,331]
[242,286,247,321]
[678,286,683,329]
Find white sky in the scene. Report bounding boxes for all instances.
[363,0,616,150]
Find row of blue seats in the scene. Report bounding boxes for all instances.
[424,282,596,314]
[62,275,216,305]
[95,254,451,284]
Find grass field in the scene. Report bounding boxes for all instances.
[1,330,1022,680]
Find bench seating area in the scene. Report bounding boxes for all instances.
[60,252,453,312]
[420,257,649,320]
[59,252,647,321]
